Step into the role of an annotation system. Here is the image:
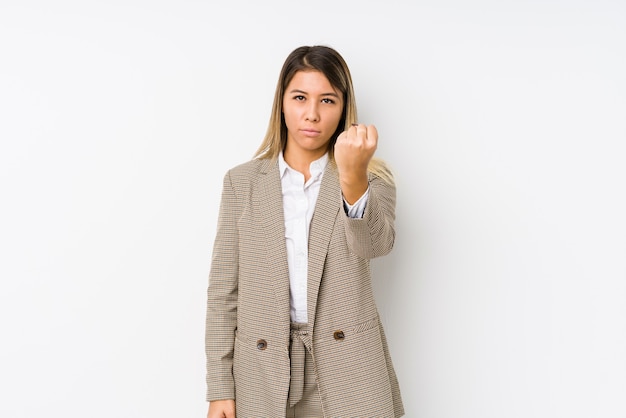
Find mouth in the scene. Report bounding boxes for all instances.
[301,129,321,137]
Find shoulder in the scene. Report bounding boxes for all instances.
[368,157,395,187]
[228,157,273,177]
[223,158,276,187]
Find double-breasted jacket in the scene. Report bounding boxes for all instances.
[205,157,404,417]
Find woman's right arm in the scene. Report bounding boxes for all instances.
[205,170,241,403]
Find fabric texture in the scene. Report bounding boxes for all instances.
[205,157,404,417]
[288,322,313,407]
[286,323,324,417]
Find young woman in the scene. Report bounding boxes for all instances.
[206,45,404,418]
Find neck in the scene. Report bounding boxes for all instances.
[283,148,326,181]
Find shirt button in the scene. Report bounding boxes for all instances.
[257,339,267,350]
[333,330,345,341]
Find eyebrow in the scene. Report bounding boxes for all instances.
[289,89,340,98]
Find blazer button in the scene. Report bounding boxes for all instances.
[256,339,267,350]
[333,330,345,341]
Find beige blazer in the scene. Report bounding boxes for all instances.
[205,157,404,417]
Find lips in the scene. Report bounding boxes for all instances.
[301,129,321,137]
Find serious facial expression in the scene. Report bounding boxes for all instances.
[282,70,344,159]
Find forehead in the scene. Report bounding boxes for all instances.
[286,70,337,93]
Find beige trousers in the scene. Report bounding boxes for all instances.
[286,323,323,417]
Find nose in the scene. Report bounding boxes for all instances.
[305,102,319,122]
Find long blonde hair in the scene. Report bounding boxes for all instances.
[254,45,394,184]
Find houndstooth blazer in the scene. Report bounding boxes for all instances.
[205,157,404,417]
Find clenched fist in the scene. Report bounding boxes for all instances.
[334,123,378,204]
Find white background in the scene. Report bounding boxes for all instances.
[1,1,625,417]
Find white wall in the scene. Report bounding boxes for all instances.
[1,1,624,417]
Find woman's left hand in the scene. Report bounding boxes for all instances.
[334,123,377,204]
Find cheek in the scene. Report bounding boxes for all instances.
[327,109,343,129]
[281,105,293,124]
[283,110,297,130]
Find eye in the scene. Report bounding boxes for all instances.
[293,95,306,101]
[321,98,335,104]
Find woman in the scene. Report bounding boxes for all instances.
[206,45,404,417]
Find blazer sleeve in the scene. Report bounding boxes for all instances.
[343,173,396,259]
[205,170,240,401]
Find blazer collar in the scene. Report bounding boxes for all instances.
[257,158,291,334]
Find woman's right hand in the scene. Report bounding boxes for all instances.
[207,399,236,418]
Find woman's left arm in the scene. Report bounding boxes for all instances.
[335,123,396,259]
[343,174,396,259]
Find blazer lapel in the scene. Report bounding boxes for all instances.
[256,159,291,331]
[307,161,341,329]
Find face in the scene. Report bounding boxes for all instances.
[282,70,344,160]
